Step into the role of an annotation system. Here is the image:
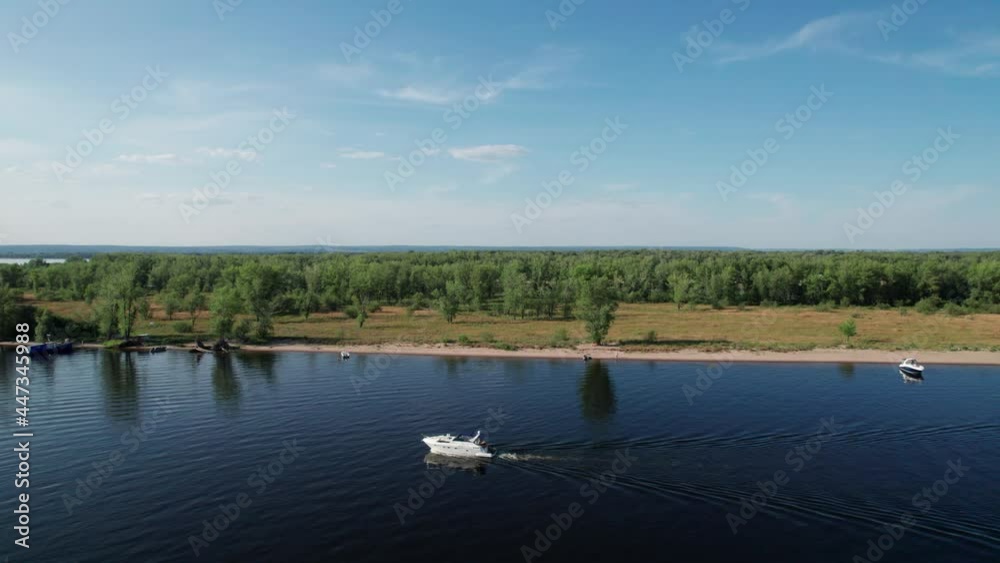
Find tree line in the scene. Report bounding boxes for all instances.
[1,250,999,343]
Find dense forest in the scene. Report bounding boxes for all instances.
[1,250,999,342]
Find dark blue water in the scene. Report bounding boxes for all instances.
[1,349,997,562]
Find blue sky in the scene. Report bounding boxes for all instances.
[1,0,998,248]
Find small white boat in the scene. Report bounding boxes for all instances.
[898,358,925,377]
[340,351,350,360]
[422,430,495,459]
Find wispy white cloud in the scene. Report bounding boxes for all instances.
[448,144,528,163]
[376,86,463,105]
[338,147,386,160]
[715,13,870,64]
[320,162,338,169]
[197,147,257,161]
[882,33,1000,76]
[715,13,1000,77]
[115,153,181,164]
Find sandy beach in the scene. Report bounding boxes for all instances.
[5,341,998,365]
[234,342,1000,366]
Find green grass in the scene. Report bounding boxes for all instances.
[24,298,1000,352]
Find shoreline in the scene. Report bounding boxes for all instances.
[236,343,1000,366]
[5,341,1000,365]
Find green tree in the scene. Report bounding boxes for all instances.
[0,283,19,339]
[98,260,147,340]
[236,262,285,339]
[162,292,183,320]
[34,309,55,341]
[576,278,618,345]
[669,272,693,310]
[436,281,462,323]
[185,290,207,331]
[838,318,857,344]
[210,286,242,339]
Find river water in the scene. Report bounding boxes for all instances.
[0,349,997,562]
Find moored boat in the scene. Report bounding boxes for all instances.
[898,358,925,377]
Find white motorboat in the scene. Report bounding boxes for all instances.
[898,358,925,378]
[422,430,495,459]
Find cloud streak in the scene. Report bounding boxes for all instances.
[448,144,528,163]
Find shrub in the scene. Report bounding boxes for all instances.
[942,302,969,317]
[234,318,254,341]
[457,334,471,345]
[172,321,193,334]
[814,301,835,313]
[343,305,359,319]
[914,297,943,315]
[838,318,857,344]
[644,330,658,344]
[549,328,571,347]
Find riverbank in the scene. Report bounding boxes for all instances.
[236,342,1000,365]
[4,340,1000,364]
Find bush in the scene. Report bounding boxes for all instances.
[549,328,571,347]
[172,321,193,334]
[942,302,969,317]
[343,305,359,319]
[814,301,835,313]
[457,334,471,345]
[914,297,943,315]
[644,330,658,344]
[838,318,857,343]
[234,318,254,341]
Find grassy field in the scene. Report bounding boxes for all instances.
[27,297,1000,352]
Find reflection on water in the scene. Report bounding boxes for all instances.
[100,351,139,420]
[237,351,277,381]
[578,360,616,422]
[211,353,241,405]
[423,453,489,475]
[837,363,856,378]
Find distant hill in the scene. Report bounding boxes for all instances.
[0,245,746,257]
[1,245,996,258]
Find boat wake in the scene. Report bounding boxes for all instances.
[497,452,570,462]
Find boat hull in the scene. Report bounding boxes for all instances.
[898,366,924,377]
[422,437,495,459]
